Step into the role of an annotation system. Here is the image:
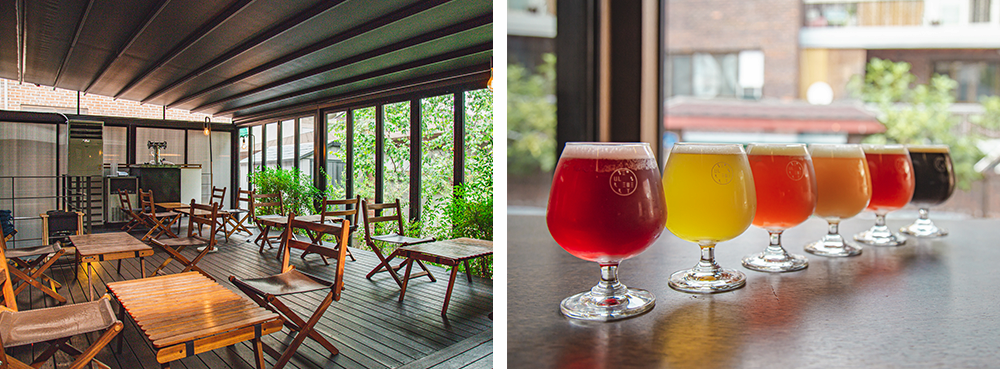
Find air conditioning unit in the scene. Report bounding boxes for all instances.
[67,120,103,176]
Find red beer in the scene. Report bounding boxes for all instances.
[864,147,915,212]
[748,150,817,230]
[546,145,667,263]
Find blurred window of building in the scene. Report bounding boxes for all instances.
[934,61,1000,102]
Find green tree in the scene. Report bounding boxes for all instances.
[851,58,985,189]
[507,54,557,176]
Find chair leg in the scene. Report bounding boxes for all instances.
[9,265,66,304]
[30,336,69,367]
[63,322,123,369]
[271,293,337,369]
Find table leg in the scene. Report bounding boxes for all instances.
[88,262,93,301]
[117,259,123,275]
[140,257,146,278]
[252,336,266,369]
[464,259,473,283]
[398,258,415,302]
[442,265,460,316]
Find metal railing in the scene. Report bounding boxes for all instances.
[1,175,102,247]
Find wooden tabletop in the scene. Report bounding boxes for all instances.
[399,238,493,263]
[70,232,152,257]
[107,272,283,363]
[508,212,1000,368]
[256,214,323,226]
[156,202,190,211]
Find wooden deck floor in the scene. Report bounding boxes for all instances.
[7,228,493,369]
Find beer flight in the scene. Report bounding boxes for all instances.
[546,142,956,321]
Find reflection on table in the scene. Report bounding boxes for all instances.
[508,213,987,368]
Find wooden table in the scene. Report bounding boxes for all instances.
[156,202,189,211]
[70,232,154,301]
[398,238,493,316]
[508,211,1000,368]
[106,272,284,369]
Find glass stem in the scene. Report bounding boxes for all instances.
[875,213,887,227]
[591,263,628,305]
[828,221,839,236]
[693,242,722,276]
[764,230,789,259]
[919,208,930,220]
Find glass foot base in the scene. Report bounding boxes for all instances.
[560,288,655,321]
[668,268,746,294]
[854,228,907,246]
[900,222,948,238]
[742,252,808,273]
[804,239,862,257]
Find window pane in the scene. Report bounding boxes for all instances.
[251,124,262,176]
[383,102,411,216]
[421,94,454,230]
[464,89,493,187]
[136,127,184,165]
[187,130,232,208]
[326,112,347,198]
[281,119,294,169]
[265,123,278,168]
[103,126,127,166]
[353,107,376,202]
[239,129,250,194]
[298,116,314,182]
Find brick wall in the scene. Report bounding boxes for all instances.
[667,0,802,99]
[0,78,231,123]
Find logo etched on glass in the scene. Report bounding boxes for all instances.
[610,168,638,196]
[712,162,733,185]
[786,160,805,181]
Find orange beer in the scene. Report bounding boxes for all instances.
[811,154,872,220]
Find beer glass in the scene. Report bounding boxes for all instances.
[546,142,666,321]
[742,144,816,272]
[663,143,755,293]
[805,144,871,257]
[900,145,955,238]
[854,145,915,246]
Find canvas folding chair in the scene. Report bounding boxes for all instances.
[252,191,285,253]
[230,213,349,369]
[225,188,254,239]
[149,200,219,279]
[300,195,360,264]
[0,220,67,305]
[138,189,180,241]
[362,199,435,288]
[0,228,123,369]
[117,189,144,232]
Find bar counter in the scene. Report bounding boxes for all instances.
[508,211,1000,368]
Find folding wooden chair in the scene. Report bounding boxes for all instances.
[0,228,123,369]
[252,191,285,253]
[117,189,144,232]
[149,200,219,279]
[301,195,360,263]
[225,188,254,239]
[0,220,67,305]
[229,213,349,369]
[209,186,234,242]
[138,189,181,241]
[362,199,436,288]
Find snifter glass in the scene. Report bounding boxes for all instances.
[741,144,816,273]
[854,145,915,247]
[804,144,871,257]
[900,145,955,238]
[546,142,666,321]
[663,143,755,293]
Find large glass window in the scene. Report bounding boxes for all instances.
[0,122,58,246]
[326,112,347,198]
[421,94,455,228]
[280,119,295,169]
[383,101,411,216]
[135,128,184,165]
[353,107,376,202]
[934,61,1000,102]
[465,89,494,186]
[188,130,232,207]
[298,116,314,182]
[265,122,278,168]
[103,126,127,166]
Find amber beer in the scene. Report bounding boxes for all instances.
[804,144,871,257]
[547,145,667,263]
[908,146,955,206]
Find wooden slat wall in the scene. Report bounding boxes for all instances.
[858,1,924,26]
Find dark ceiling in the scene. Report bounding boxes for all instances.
[0,0,492,122]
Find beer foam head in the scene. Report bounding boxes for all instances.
[669,143,745,155]
[562,142,654,160]
[808,144,865,158]
[747,143,808,156]
[861,144,908,155]
[905,144,950,154]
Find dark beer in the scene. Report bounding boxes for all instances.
[908,146,955,206]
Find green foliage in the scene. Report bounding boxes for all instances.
[248,166,323,216]
[850,58,985,190]
[508,54,557,176]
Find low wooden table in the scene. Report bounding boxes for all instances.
[107,272,284,369]
[398,238,493,316]
[70,232,154,300]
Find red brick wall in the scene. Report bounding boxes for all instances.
[667,0,802,99]
[0,78,231,123]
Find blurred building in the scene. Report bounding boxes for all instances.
[666,0,1000,146]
